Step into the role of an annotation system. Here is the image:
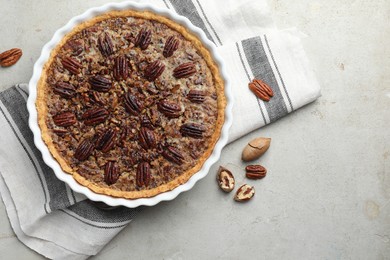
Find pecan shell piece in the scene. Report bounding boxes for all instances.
[234,184,255,202]
[158,100,182,118]
[144,60,165,81]
[53,82,76,99]
[113,55,129,81]
[136,161,151,187]
[81,107,109,125]
[217,166,235,192]
[248,79,274,102]
[162,146,184,165]
[173,62,196,79]
[89,75,112,92]
[163,36,179,58]
[135,28,152,50]
[245,165,267,179]
[98,33,114,56]
[61,56,82,74]
[0,48,22,67]
[124,93,143,115]
[187,90,206,103]
[180,123,205,139]
[74,139,94,161]
[53,112,77,127]
[139,127,156,150]
[104,161,119,185]
[95,128,117,153]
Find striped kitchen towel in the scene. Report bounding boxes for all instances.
[0,0,320,259]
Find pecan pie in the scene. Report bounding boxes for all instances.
[36,10,225,199]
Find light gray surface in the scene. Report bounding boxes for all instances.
[0,0,389,259]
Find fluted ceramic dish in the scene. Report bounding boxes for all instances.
[27,1,233,208]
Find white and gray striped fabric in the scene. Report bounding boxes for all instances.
[0,0,320,259]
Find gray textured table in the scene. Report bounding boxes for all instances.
[0,0,389,259]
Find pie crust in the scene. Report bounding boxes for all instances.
[36,10,225,199]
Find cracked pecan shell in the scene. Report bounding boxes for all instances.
[136,161,151,187]
[104,161,119,185]
[173,62,196,79]
[53,112,77,127]
[81,107,109,125]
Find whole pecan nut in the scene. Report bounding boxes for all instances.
[162,146,184,165]
[74,139,94,161]
[89,75,112,92]
[139,127,156,150]
[95,128,117,153]
[234,184,255,202]
[0,48,22,67]
[61,56,82,74]
[173,62,196,79]
[163,36,179,58]
[53,112,77,127]
[158,100,182,118]
[187,90,205,103]
[135,28,152,50]
[180,123,205,139]
[248,78,274,102]
[104,161,119,185]
[216,166,235,192]
[53,82,76,99]
[144,60,165,81]
[245,165,267,179]
[81,107,109,125]
[136,161,151,187]
[113,55,129,81]
[98,33,114,56]
[124,93,143,115]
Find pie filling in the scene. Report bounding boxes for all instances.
[40,12,223,195]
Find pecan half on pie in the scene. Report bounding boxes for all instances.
[36,10,226,199]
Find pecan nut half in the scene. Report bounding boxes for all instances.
[217,166,235,192]
[124,93,143,115]
[248,78,274,102]
[144,60,165,81]
[95,128,117,153]
[66,40,83,56]
[74,139,94,161]
[245,165,267,179]
[234,184,255,202]
[113,55,129,81]
[187,90,205,103]
[180,123,205,139]
[135,28,152,50]
[139,127,156,150]
[89,75,112,92]
[163,36,179,58]
[0,48,22,67]
[81,107,109,125]
[162,146,184,165]
[53,82,76,99]
[104,161,119,185]
[136,161,151,187]
[158,100,182,118]
[61,56,82,74]
[98,33,114,56]
[140,114,153,129]
[53,112,77,127]
[173,62,196,79]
